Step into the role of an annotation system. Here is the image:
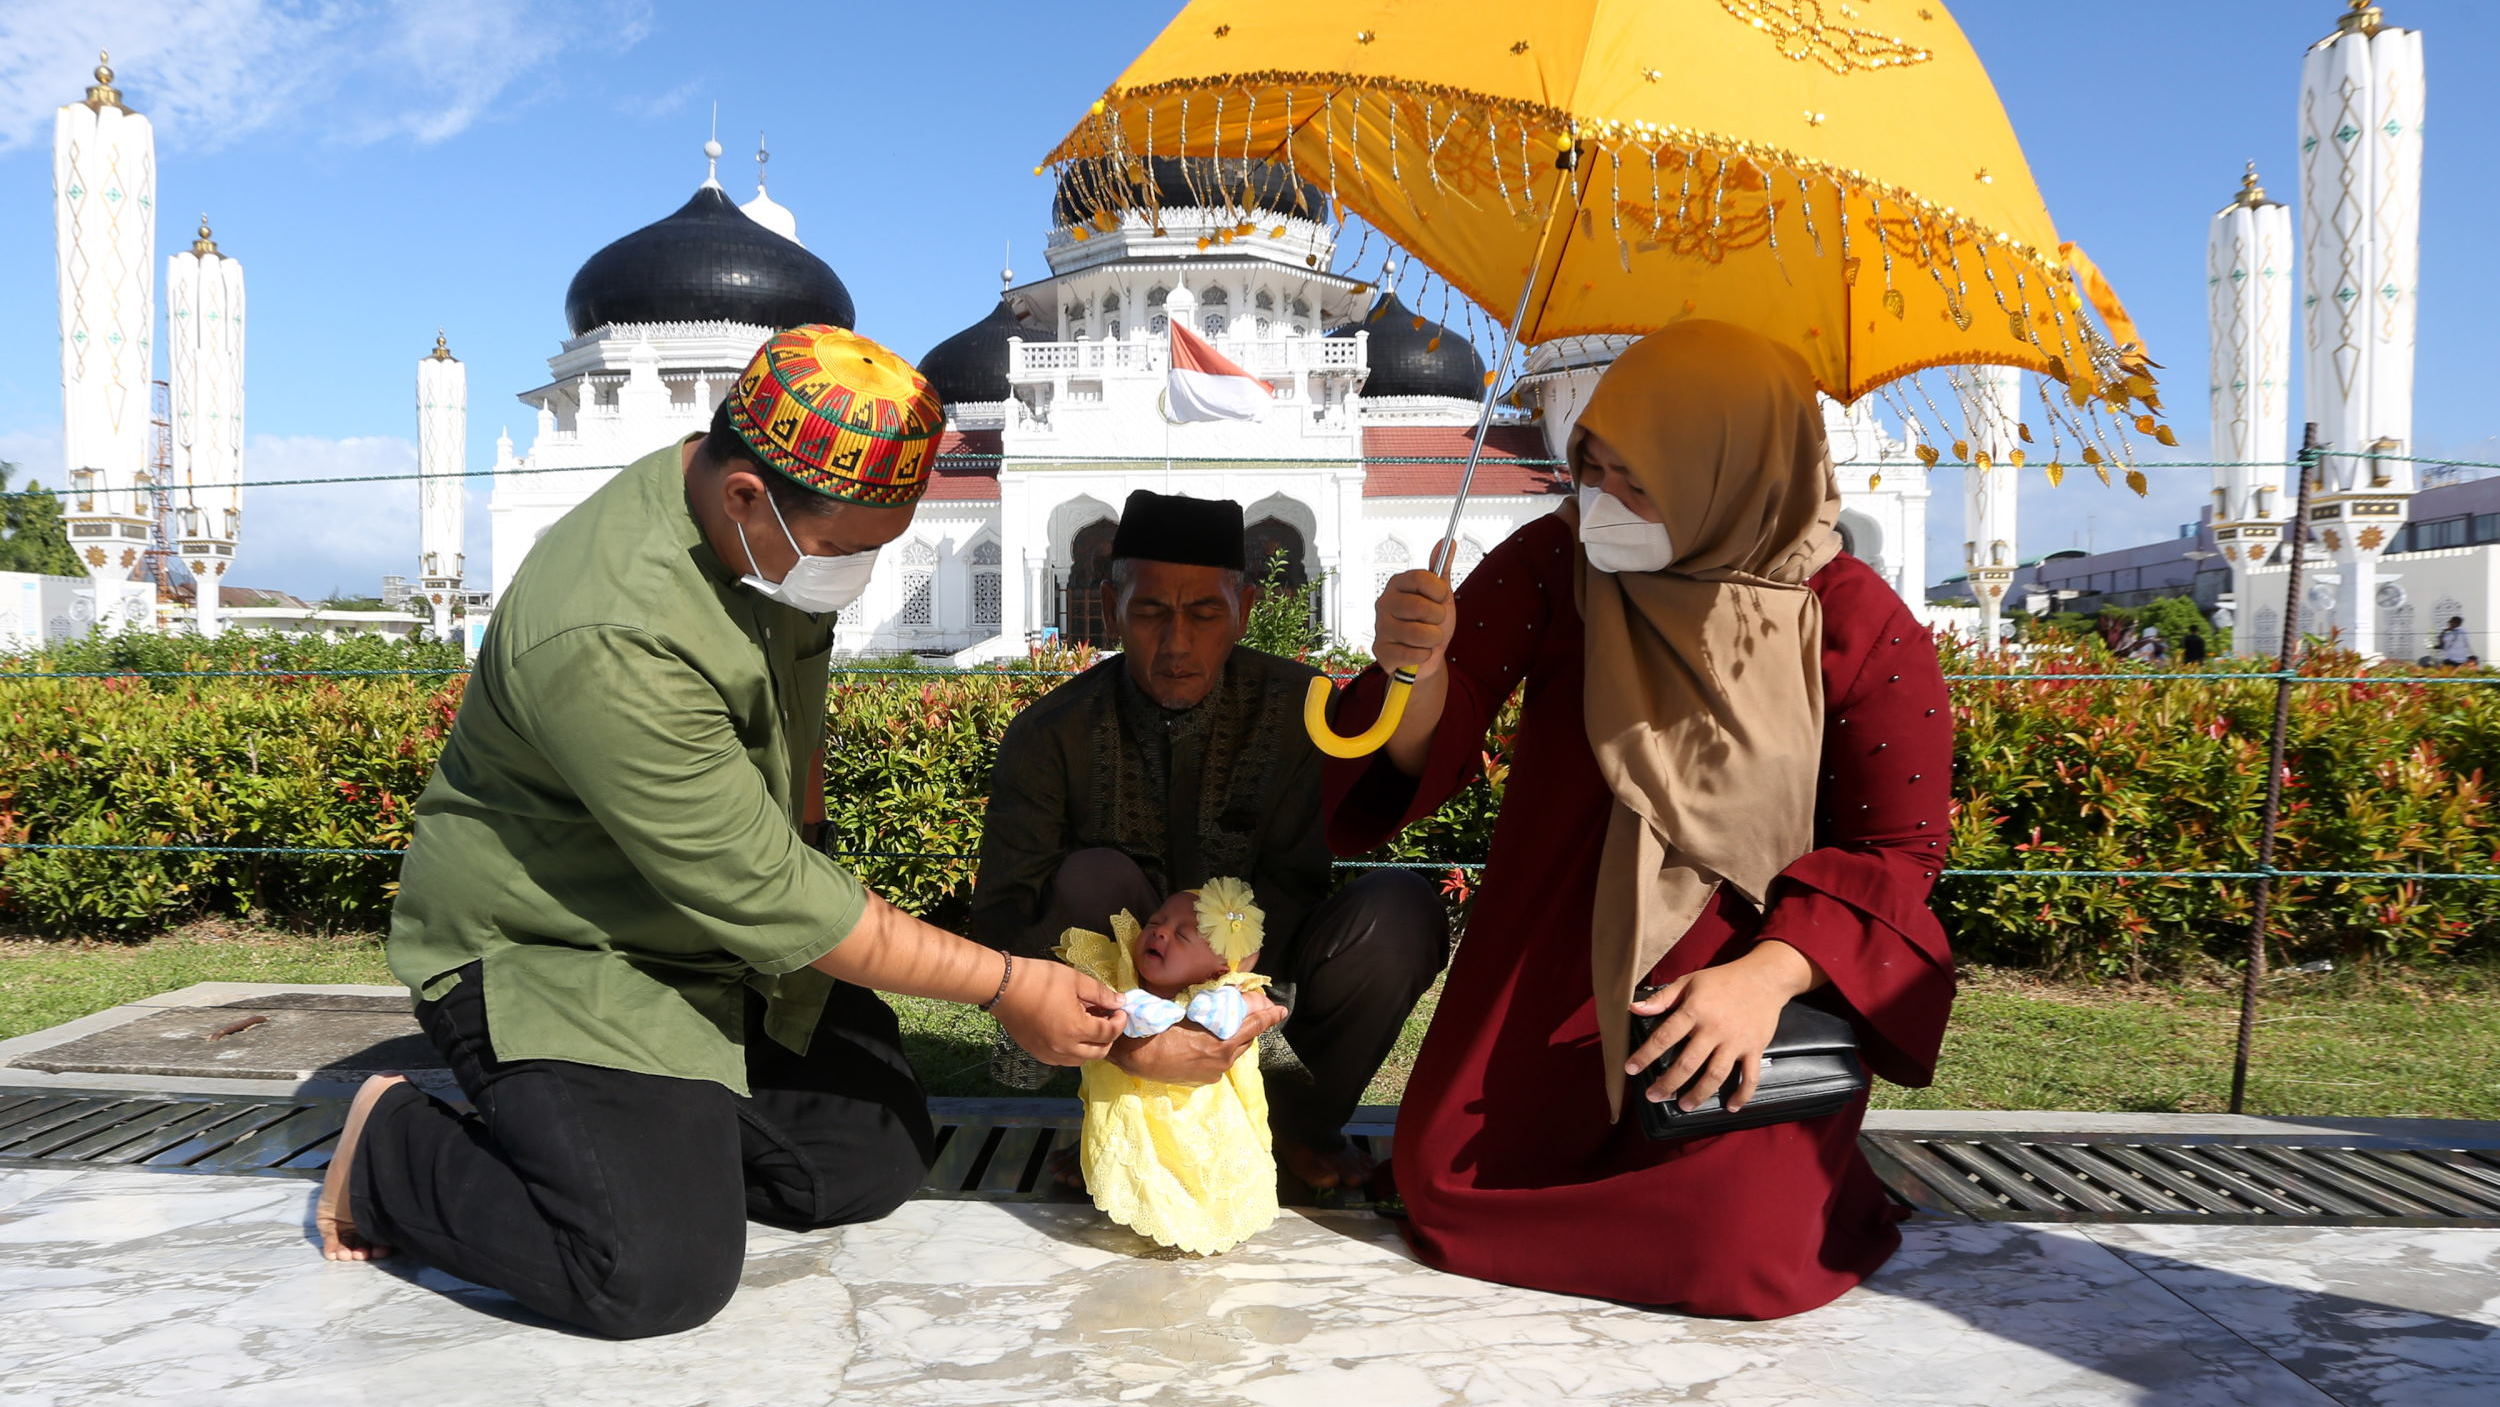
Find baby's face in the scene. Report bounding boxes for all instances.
[1135,891,1228,993]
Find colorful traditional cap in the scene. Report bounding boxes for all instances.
[727,325,944,507]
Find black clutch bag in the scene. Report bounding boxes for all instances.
[1627,991,1869,1141]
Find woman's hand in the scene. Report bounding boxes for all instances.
[1373,561,1456,682]
[1625,940,1824,1112]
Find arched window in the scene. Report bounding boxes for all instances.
[970,539,1002,630]
[1150,314,1169,335]
[1107,318,1123,340]
[1147,285,1169,308]
[1203,313,1228,336]
[1201,287,1229,307]
[1101,292,1120,313]
[1372,535,1410,596]
[1288,297,1310,319]
[1255,316,1273,337]
[899,540,938,627]
[1254,290,1275,312]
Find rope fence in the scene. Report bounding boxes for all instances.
[5,841,2496,887]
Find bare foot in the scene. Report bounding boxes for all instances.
[317,1073,407,1262]
[1277,1136,1376,1192]
[1047,1143,1086,1192]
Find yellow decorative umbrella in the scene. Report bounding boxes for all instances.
[1045,0,2168,754]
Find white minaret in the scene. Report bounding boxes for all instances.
[2299,1,2423,656]
[1959,366,2022,646]
[167,216,244,636]
[418,332,467,642]
[2208,164,2294,650]
[54,52,157,584]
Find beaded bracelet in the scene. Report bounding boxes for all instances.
[978,952,1014,1013]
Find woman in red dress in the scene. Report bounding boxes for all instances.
[1325,322,1956,1320]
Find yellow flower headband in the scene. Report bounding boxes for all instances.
[1192,876,1264,971]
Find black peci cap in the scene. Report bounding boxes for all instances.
[1110,490,1246,570]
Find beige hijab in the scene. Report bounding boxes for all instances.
[1567,321,1844,1119]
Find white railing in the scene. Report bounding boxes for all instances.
[1007,333,1366,383]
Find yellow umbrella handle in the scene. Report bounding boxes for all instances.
[1304,666,1418,760]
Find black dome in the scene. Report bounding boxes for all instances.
[921,299,1040,405]
[1332,294,1485,400]
[563,186,854,337]
[1053,156,1328,228]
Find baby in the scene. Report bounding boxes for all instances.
[1055,877,1279,1254]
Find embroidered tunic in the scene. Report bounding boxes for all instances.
[973,650,1332,956]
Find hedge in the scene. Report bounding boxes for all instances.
[3,640,2496,974]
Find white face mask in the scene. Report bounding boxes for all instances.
[1577,485,1676,574]
[736,491,878,615]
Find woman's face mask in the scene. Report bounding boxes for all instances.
[1577,485,1676,574]
[736,491,878,615]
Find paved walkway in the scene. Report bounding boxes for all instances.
[1,1162,2492,1406]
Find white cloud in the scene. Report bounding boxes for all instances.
[0,0,652,154]
[0,426,65,487]
[231,433,420,598]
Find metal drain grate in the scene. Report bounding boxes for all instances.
[19,1087,2490,1226]
[0,1088,1393,1204]
[0,1088,346,1178]
[1865,1132,2500,1226]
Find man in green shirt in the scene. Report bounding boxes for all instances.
[319,326,1124,1339]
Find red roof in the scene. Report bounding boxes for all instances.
[925,428,1001,502]
[1359,425,1568,498]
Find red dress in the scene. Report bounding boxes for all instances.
[1325,512,1956,1319]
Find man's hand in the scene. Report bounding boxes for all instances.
[992,958,1128,1067]
[1625,940,1823,1113]
[1373,556,1456,682]
[1108,1000,1289,1087]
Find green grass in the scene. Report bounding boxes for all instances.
[6,927,2494,1121]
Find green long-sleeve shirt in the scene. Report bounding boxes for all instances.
[387,439,866,1094]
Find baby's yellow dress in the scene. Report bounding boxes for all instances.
[1055,913,1280,1255]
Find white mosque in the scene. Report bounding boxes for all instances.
[447,140,1928,659]
[35,4,2445,664]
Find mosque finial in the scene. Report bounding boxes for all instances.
[84,48,125,111]
[2337,1,2384,36]
[1002,241,1014,291]
[754,132,770,195]
[702,102,723,188]
[2236,162,2269,207]
[430,329,455,361]
[191,214,218,256]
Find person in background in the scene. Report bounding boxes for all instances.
[2439,616,2471,667]
[2180,626,2208,665]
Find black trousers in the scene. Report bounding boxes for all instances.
[352,965,934,1339]
[1017,848,1449,1149]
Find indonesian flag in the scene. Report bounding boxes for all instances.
[1165,320,1273,423]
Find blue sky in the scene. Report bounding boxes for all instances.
[2,0,2493,598]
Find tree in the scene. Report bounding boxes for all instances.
[1239,549,1328,659]
[0,461,84,577]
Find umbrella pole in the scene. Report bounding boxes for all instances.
[1304,155,1578,760]
[1435,262,1546,574]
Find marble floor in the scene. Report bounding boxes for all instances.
[0,1167,2492,1406]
